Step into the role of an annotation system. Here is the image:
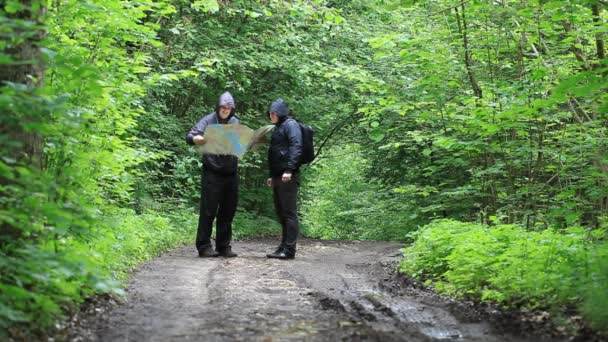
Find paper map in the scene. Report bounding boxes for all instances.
[197,124,274,158]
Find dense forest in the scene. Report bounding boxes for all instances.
[1,0,607,339]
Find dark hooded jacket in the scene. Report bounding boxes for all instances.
[186,92,240,176]
[268,99,303,177]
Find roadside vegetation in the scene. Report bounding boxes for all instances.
[1,0,606,338]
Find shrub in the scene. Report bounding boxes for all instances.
[401,219,607,331]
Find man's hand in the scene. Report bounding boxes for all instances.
[266,178,273,187]
[281,172,292,183]
[193,135,206,145]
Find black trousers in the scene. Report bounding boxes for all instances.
[196,171,238,252]
[272,173,300,253]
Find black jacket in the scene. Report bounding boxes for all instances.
[268,100,303,177]
[186,92,239,176]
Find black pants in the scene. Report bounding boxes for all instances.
[272,173,300,253]
[196,171,238,252]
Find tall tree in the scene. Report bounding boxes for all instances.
[0,1,45,166]
[0,1,46,240]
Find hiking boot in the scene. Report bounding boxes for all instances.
[217,246,237,258]
[266,247,295,260]
[198,246,219,258]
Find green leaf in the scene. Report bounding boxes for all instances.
[369,129,385,142]
[191,0,219,13]
[0,302,28,322]
[5,1,25,14]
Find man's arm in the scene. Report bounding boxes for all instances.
[186,115,211,145]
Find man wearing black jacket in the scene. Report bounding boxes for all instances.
[266,99,303,260]
[186,92,239,258]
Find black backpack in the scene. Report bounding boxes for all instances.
[296,120,315,165]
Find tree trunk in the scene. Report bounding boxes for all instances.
[454,4,482,100]
[0,1,46,166]
[591,3,606,64]
[0,1,46,239]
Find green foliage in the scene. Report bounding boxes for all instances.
[232,210,282,240]
[301,145,412,242]
[0,0,194,337]
[89,208,196,280]
[361,0,608,229]
[0,208,194,338]
[401,219,608,330]
[0,246,103,333]
[44,0,171,207]
[581,240,608,331]
[582,243,608,330]
[2,0,607,337]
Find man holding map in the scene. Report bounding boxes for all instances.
[186,91,239,258]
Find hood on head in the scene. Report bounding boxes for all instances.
[269,99,289,118]
[216,91,236,121]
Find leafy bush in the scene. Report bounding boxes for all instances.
[581,242,608,331]
[401,219,608,330]
[0,208,195,338]
[88,208,196,280]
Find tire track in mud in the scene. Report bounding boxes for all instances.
[78,239,554,342]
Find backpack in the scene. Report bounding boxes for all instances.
[296,120,315,165]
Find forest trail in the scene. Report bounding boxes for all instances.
[69,239,550,342]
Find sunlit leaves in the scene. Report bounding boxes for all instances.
[402,219,608,327]
[3,0,27,14]
[191,0,219,13]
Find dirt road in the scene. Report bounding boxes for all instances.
[70,239,549,342]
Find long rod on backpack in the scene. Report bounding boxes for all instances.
[310,108,360,166]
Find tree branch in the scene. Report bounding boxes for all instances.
[430,0,472,16]
[308,109,360,167]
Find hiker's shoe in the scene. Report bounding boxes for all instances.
[266,247,283,257]
[266,248,295,260]
[198,247,219,258]
[217,246,237,258]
